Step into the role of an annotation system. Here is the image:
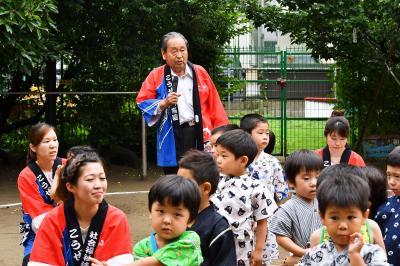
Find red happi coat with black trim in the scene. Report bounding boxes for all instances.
[136,64,229,166]
[315,148,366,167]
[29,204,133,265]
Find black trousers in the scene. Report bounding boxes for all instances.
[163,125,196,175]
[22,254,30,266]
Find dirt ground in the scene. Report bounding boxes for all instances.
[0,162,288,266]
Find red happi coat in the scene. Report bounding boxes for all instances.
[29,204,133,265]
[315,148,366,167]
[136,64,229,166]
[137,64,228,138]
[18,159,67,218]
[18,158,66,256]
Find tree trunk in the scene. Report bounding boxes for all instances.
[354,71,386,152]
[45,60,57,126]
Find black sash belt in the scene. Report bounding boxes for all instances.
[162,63,204,162]
[27,157,62,205]
[322,145,352,167]
[64,198,108,265]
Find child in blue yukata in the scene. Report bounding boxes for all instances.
[269,149,323,265]
[178,149,237,265]
[298,170,388,265]
[240,114,288,264]
[211,129,277,266]
[375,146,400,265]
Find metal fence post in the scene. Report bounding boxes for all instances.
[141,116,147,180]
[279,51,285,156]
[282,51,288,157]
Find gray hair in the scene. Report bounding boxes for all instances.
[161,32,189,52]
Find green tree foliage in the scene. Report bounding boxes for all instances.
[245,0,400,148]
[0,0,58,141]
[1,0,247,158]
[0,0,58,73]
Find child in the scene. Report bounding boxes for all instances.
[264,130,276,154]
[309,165,385,252]
[240,114,288,202]
[178,149,237,265]
[362,166,388,219]
[117,175,202,266]
[240,113,288,263]
[209,124,239,157]
[375,146,400,265]
[269,149,323,264]
[210,129,277,265]
[298,172,388,265]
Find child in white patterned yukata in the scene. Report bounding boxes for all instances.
[298,170,388,266]
[240,114,288,264]
[211,129,277,266]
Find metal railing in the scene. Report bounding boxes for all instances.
[0,91,148,179]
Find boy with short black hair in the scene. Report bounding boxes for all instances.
[298,172,388,265]
[240,114,288,202]
[178,149,237,265]
[211,129,277,265]
[269,149,323,264]
[375,146,400,265]
[240,113,288,263]
[209,124,239,157]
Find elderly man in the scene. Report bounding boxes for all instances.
[137,32,228,174]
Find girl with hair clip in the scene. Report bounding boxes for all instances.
[315,110,366,168]
[28,150,133,266]
[17,122,66,265]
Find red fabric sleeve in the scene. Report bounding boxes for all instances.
[196,65,229,128]
[31,205,132,264]
[94,206,133,260]
[17,167,54,219]
[349,151,366,167]
[314,148,323,158]
[29,206,66,265]
[136,67,163,104]
[18,159,66,219]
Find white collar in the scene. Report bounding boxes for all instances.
[170,64,193,78]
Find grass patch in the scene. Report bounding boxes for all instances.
[229,117,326,155]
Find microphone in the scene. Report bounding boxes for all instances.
[172,76,178,93]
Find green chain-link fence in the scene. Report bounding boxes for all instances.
[217,47,335,156]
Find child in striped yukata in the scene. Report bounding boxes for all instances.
[269,149,323,265]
